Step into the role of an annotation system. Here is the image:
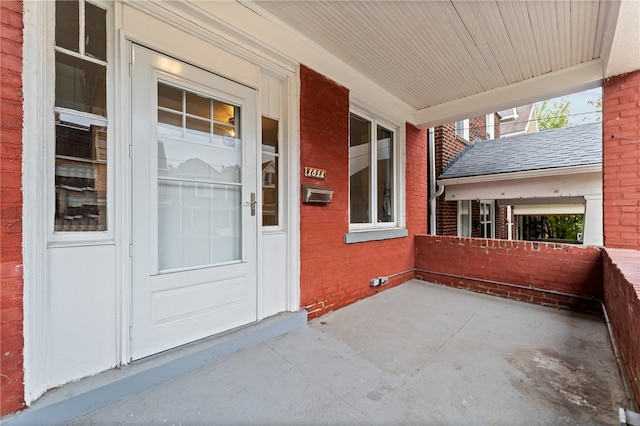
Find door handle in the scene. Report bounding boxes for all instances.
[245,192,257,216]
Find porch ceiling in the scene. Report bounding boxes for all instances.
[245,0,639,126]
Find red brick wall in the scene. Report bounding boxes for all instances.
[299,65,427,319]
[433,116,509,238]
[434,123,468,236]
[603,248,640,406]
[0,0,25,416]
[415,235,603,312]
[603,70,640,250]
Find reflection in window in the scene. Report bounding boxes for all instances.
[262,117,279,226]
[262,117,280,226]
[156,83,243,270]
[349,113,371,223]
[349,112,395,226]
[54,0,108,232]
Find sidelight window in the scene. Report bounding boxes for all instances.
[53,0,108,232]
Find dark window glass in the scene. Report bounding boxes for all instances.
[262,117,279,226]
[85,2,106,61]
[349,113,371,224]
[54,113,107,231]
[56,0,79,52]
[55,52,106,116]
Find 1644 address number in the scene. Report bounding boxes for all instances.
[304,167,326,179]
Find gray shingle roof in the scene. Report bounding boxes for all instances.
[439,122,602,180]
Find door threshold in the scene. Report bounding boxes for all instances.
[3,311,308,425]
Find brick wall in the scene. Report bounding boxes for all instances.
[603,248,640,406]
[603,70,640,250]
[434,116,510,239]
[415,235,603,312]
[299,65,427,319]
[0,0,25,416]
[434,123,469,236]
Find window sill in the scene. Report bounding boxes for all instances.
[344,228,408,244]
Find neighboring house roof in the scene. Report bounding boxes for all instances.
[499,104,538,137]
[439,122,601,180]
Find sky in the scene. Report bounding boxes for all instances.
[537,87,602,125]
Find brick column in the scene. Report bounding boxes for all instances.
[0,0,26,416]
[603,70,640,249]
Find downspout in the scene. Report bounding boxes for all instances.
[428,128,444,235]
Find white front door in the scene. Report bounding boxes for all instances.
[131,45,258,360]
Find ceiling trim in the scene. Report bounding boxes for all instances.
[415,60,604,128]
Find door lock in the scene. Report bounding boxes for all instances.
[245,192,257,216]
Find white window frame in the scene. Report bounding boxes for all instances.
[479,199,495,238]
[48,0,114,244]
[346,104,406,243]
[486,113,495,139]
[457,200,471,237]
[455,119,469,141]
[349,108,397,229]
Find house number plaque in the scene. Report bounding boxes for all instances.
[304,166,326,179]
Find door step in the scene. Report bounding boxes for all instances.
[2,311,307,425]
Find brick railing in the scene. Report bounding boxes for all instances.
[604,248,640,407]
[414,235,603,313]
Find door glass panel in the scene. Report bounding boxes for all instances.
[157,83,242,271]
[186,92,210,118]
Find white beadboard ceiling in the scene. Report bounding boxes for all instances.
[248,0,619,111]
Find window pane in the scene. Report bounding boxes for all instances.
[262,116,278,153]
[56,0,79,52]
[54,113,107,232]
[186,92,210,119]
[157,110,183,137]
[349,114,370,224]
[262,117,279,226]
[214,101,236,124]
[376,126,393,222]
[186,117,211,143]
[85,2,106,61]
[158,90,243,270]
[55,52,106,116]
[158,83,183,111]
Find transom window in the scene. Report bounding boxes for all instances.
[349,111,396,227]
[53,0,108,232]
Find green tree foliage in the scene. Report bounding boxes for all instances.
[543,215,584,241]
[535,99,571,130]
[586,96,602,120]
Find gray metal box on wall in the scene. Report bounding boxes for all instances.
[302,185,333,204]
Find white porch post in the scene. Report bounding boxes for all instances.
[582,194,603,246]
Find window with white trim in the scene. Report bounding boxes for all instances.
[457,200,471,237]
[53,0,108,232]
[261,116,279,226]
[479,200,495,238]
[349,111,396,227]
[455,119,469,141]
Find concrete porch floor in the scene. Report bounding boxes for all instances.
[31,280,634,424]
